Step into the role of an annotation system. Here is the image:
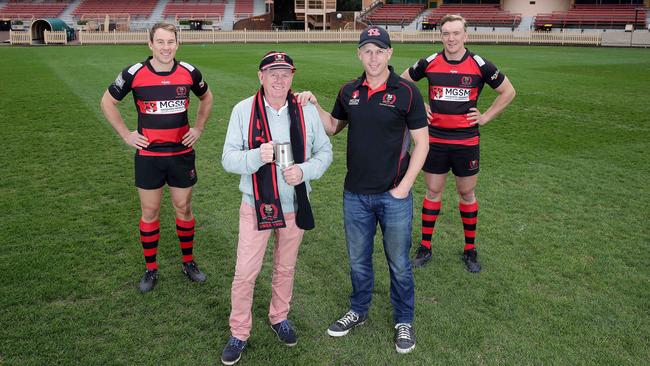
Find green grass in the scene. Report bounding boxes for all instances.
[0,43,649,365]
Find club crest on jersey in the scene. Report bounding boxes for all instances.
[144,102,158,113]
[260,203,279,221]
[141,100,187,115]
[176,86,188,97]
[460,76,473,87]
[380,93,396,107]
[431,86,471,102]
[349,90,360,105]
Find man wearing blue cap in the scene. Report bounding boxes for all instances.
[302,26,429,354]
[220,51,332,365]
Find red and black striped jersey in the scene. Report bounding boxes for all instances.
[408,49,505,146]
[108,57,209,156]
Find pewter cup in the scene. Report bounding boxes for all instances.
[274,142,294,169]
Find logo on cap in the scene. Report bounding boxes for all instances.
[368,28,381,36]
[275,53,285,61]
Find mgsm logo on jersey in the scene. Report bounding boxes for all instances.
[431,86,471,102]
[142,99,187,114]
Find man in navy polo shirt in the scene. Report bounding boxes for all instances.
[302,26,428,354]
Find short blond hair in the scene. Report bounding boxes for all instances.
[440,14,467,31]
[149,22,177,42]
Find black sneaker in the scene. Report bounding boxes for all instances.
[462,249,481,273]
[411,245,432,268]
[271,319,297,346]
[327,310,367,337]
[394,323,416,354]
[182,261,207,282]
[221,336,246,365]
[139,269,158,293]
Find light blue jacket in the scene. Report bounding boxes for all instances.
[222,96,333,213]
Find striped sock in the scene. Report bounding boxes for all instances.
[176,217,195,263]
[459,201,478,251]
[140,219,160,270]
[421,198,441,249]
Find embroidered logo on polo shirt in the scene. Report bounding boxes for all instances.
[380,93,396,108]
[349,90,360,105]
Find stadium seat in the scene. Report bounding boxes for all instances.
[426,4,521,29]
[533,4,646,30]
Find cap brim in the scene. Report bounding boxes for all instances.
[358,39,390,49]
[261,63,296,71]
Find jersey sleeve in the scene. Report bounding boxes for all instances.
[480,59,505,89]
[405,83,428,130]
[190,67,209,97]
[408,57,430,82]
[107,67,134,101]
[330,86,348,121]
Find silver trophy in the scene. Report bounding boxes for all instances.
[274,142,294,169]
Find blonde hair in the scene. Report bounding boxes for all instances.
[439,14,467,31]
[149,22,177,42]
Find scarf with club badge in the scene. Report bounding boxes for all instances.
[248,87,315,231]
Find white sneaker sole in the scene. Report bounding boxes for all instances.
[327,320,366,337]
[221,354,241,366]
[396,343,415,354]
[270,324,297,346]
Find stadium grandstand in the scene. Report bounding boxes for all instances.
[423,3,522,29]
[2,0,649,41]
[0,0,70,21]
[234,0,254,19]
[72,0,158,18]
[364,3,426,26]
[534,3,646,30]
[163,0,226,28]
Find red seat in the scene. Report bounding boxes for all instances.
[426,4,521,28]
[533,4,646,29]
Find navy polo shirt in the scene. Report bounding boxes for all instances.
[332,66,427,194]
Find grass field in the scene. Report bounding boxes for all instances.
[1,42,649,365]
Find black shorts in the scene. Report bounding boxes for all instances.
[135,151,197,189]
[423,143,480,177]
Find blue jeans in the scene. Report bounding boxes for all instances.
[343,190,415,324]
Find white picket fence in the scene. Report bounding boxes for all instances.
[75,29,604,45]
[9,30,31,45]
[11,29,607,46]
[44,30,67,45]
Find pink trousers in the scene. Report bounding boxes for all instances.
[229,202,304,341]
